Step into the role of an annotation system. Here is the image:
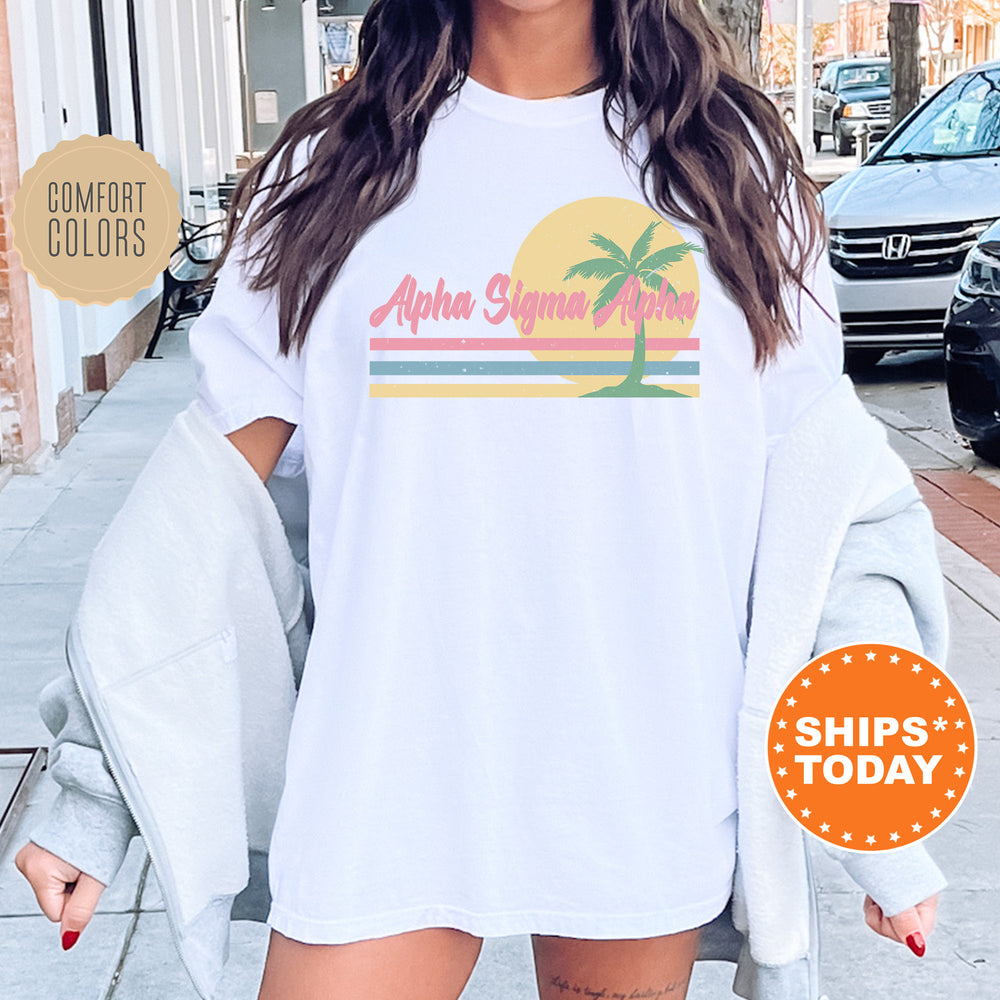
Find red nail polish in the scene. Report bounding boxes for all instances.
[906,931,925,957]
[61,930,80,951]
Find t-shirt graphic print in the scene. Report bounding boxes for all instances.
[368,196,703,398]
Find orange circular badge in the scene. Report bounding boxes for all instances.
[10,134,180,305]
[767,642,976,852]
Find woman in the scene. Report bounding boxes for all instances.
[17,1,944,998]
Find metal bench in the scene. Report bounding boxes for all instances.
[145,217,225,359]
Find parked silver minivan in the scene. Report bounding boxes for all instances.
[820,60,1000,370]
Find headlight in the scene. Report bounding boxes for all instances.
[958,245,1000,297]
[841,102,868,118]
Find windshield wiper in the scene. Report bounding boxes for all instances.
[879,148,1000,162]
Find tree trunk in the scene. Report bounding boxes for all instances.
[703,0,764,85]
[888,2,922,129]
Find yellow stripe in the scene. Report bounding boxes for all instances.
[369,383,700,398]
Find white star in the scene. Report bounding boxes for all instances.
[933,716,948,731]
[800,807,811,818]
[819,663,831,673]
[841,831,852,842]
[958,742,968,753]
[945,789,956,800]
[945,696,956,707]
[954,767,965,777]
[954,719,965,730]
[912,822,922,833]
[786,788,797,799]
[786,696,797,707]
[889,653,900,664]
[842,653,853,664]
[777,767,787,777]
[911,663,922,674]
[773,743,784,753]
[931,677,941,688]
[777,718,787,729]
[889,831,900,842]
[801,677,812,688]
[930,808,941,818]
[866,650,876,661]
[820,822,830,833]
[866,834,876,844]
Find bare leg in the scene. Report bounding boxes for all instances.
[257,926,484,1000]
[531,928,702,1000]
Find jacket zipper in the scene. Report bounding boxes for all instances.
[803,837,824,1000]
[63,620,210,1000]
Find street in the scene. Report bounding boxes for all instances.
[853,349,966,459]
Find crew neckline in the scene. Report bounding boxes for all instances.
[455,72,606,125]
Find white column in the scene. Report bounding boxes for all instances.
[303,0,322,103]
[794,0,816,166]
[220,0,247,158]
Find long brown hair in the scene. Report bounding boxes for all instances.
[204,0,834,373]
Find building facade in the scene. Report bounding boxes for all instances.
[0,0,344,477]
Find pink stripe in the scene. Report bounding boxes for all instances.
[370,337,700,351]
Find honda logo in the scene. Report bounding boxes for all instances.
[882,233,911,260]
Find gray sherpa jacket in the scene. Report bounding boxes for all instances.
[24,375,950,1000]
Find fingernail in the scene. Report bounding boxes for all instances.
[61,930,80,951]
[906,931,925,957]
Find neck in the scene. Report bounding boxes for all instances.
[468,0,602,100]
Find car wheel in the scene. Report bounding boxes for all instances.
[813,130,823,152]
[844,347,886,372]
[970,436,1000,466]
[834,121,853,156]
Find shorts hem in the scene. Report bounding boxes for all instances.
[265,883,733,945]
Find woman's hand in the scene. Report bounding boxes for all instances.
[14,840,107,950]
[863,892,939,956]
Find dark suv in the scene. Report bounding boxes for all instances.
[945,217,1000,463]
[814,58,892,155]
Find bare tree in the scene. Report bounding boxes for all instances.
[760,20,837,89]
[921,0,960,85]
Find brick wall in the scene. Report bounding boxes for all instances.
[0,0,42,467]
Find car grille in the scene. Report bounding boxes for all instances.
[841,307,948,343]
[829,218,996,279]
[865,99,891,117]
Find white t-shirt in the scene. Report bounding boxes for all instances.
[188,73,843,944]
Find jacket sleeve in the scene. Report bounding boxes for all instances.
[26,672,139,889]
[810,478,950,917]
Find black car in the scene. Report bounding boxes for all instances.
[814,58,892,155]
[944,217,1000,462]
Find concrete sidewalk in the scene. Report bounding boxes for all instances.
[0,326,996,999]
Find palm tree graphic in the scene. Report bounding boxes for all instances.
[563,221,703,397]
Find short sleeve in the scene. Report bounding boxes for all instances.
[723,94,846,448]
[757,237,845,451]
[187,137,318,478]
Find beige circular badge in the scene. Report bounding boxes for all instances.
[10,134,181,305]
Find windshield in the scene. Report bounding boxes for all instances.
[876,68,1000,159]
[838,64,890,89]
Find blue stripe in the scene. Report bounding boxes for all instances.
[370,361,701,376]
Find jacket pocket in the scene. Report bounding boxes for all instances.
[100,626,238,696]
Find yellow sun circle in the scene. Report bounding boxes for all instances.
[508,196,701,393]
